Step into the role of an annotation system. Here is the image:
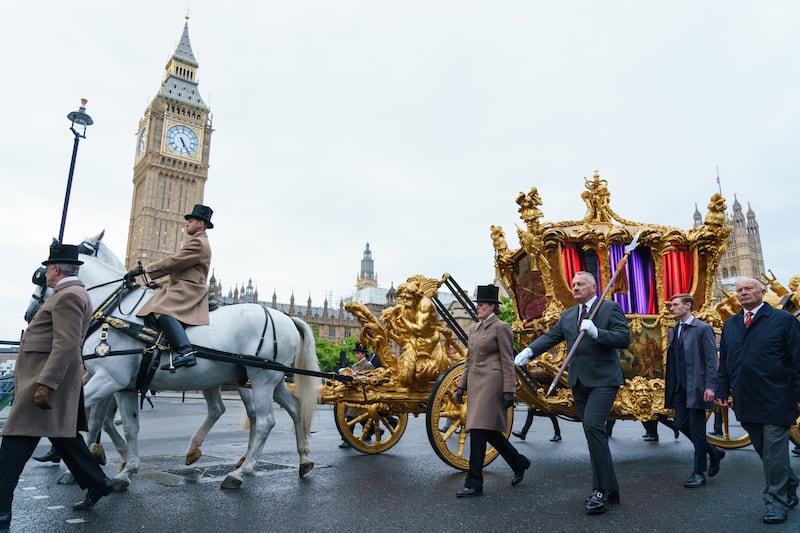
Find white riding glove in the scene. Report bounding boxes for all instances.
[580,319,598,339]
[515,347,533,366]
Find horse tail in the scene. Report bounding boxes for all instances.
[290,317,321,435]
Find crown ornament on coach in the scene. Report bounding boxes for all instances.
[185,204,214,229]
[42,239,83,265]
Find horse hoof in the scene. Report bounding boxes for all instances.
[89,443,107,465]
[57,472,76,485]
[299,462,314,478]
[220,475,242,490]
[112,476,130,491]
[186,450,201,465]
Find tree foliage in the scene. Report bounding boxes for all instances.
[312,327,360,373]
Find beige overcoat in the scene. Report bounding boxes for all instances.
[4,279,92,437]
[137,231,211,326]
[458,314,516,432]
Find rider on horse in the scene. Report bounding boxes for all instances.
[125,204,214,370]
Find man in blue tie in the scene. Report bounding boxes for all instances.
[663,293,725,489]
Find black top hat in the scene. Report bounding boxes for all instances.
[475,284,500,304]
[42,240,83,265]
[354,343,368,353]
[185,204,214,229]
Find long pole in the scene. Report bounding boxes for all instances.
[545,231,641,397]
[58,135,81,242]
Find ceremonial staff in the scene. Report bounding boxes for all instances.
[545,231,641,397]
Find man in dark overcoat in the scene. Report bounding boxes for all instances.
[0,243,113,531]
[716,277,800,525]
[663,293,725,488]
[128,204,213,370]
[515,271,630,514]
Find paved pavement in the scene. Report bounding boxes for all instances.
[2,396,799,532]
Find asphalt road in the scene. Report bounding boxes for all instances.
[2,396,799,532]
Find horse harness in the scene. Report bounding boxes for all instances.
[82,281,301,393]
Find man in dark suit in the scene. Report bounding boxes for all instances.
[716,277,800,525]
[663,293,725,488]
[0,243,113,531]
[515,271,630,514]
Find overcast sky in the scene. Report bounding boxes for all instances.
[2,1,799,340]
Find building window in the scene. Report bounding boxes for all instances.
[344,328,351,338]
[328,326,336,337]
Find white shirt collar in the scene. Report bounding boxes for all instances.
[57,276,79,286]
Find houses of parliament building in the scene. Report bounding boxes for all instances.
[124,20,767,347]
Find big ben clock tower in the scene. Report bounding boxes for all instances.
[125,18,212,269]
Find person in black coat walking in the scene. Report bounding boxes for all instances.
[716,278,800,525]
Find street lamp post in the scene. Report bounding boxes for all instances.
[58,98,94,242]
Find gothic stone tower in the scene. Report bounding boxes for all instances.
[356,242,378,291]
[694,195,765,285]
[125,19,212,269]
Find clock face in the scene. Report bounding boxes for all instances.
[137,127,147,157]
[165,124,199,157]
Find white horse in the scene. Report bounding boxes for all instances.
[34,238,321,489]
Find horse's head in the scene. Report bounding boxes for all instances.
[24,232,126,322]
[79,230,124,270]
[24,266,51,323]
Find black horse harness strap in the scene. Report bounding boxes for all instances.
[255,305,278,360]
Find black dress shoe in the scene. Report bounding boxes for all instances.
[762,508,787,524]
[584,490,608,514]
[32,448,61,463]
[788,493,798,509]
[684,472,706,488]
[511,456,531,486]
[338,441,351,449]
[73,478,114,511]
[643,434,658,442]
[456,487,483,498]
[512,431,526,441]
[792,446,800,456]
[550,435,562,442]
[0,511,10,530]
[708,447,725,477]
[161,351,197,370]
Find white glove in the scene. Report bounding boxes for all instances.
[337,368,346,374]
[515,347,533,366]
[580,319,598,339]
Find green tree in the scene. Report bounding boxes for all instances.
[312,327,361,373]
[498,295,517,325]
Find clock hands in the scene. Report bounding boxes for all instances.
[180,137,189,150]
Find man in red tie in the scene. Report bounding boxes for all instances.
[716,277,800,524]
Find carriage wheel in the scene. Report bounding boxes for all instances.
[705,403,751,449]
[791,416,800,447]
[425,362,514,470]
[334,402,407,454]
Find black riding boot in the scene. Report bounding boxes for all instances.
[156,315,196,370]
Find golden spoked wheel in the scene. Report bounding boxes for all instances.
[426,362,514,470]
[705,403,751,449]
[334,402,408,454]
[791,416,800,447]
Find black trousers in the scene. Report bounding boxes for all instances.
[465,428,528,489]
[572,382,619,493]
[671,389,715,474]
[0,435,108,514]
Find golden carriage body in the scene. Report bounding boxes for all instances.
[322,172,796,468]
